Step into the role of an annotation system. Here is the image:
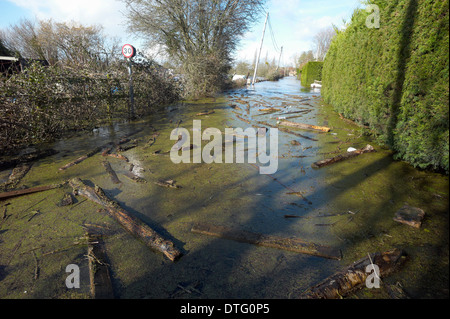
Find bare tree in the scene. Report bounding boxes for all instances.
[1,18,121,69]
[297,50,315,69]
[313,27,336,61]
[121,0,267,97]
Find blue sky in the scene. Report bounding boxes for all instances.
[0,0,362,66]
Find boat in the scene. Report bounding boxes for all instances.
[311,80,322,89]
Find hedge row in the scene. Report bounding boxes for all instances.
[322,0,449,173]
[0,62,181,154]
[300,62,323,87]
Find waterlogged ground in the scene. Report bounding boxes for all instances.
[0,77,448,299]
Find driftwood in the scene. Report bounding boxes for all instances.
[394,205,425,229]
[107,153,129,162]
[235,115,251,125]
[59,129,143,171]
[0,184,62,201]
[87,233,114,299]
[59,148,101,171]
[279,120,331,132]
[0,163,33,191]
[69,178,182,262]
[312,145,375,168]
[101,161,121,184]
[57,192,75,207]
[191,223,342,260]
[155,180,181,189]
[196,111,215,116]
[122,171,147,184]
[300,249,407,299]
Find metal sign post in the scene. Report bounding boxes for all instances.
[122,44,137,120]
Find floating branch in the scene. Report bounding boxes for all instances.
[279,120,331,132]
[191,223,341,260]
[312,145,375,168]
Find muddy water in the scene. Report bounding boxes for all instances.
[0,76,448,299]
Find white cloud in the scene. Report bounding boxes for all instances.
[7,0,135,43]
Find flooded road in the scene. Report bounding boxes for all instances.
[0,76,448,299]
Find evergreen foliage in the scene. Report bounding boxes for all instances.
[300,61,323,87]
[322,0,449,173]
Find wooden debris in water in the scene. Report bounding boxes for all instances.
[101,161,121,184]
[300,249,407,299]
[0,183,62,201]
[279,120,331,132]
[191,223,342,260]
[235,114,251,125]
[257,121,318,141]
[155,180,181,189]
[259,107,280,113]
[87,232,114,299]
[196,111,215,116]
[0,163,32,191]
[122,170,147,183]
[69,178,182,262]
[59,147,101,171]
[393,205,425,229]
[58,192,75,207]
[59,129,143,171]
[107,153,129,162]
[312,145,375,168]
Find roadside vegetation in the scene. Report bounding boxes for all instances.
[322,0,449,173]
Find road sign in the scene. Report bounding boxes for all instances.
[122,44,136,59]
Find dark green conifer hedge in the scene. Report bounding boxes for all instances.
[300,62,323,87]
[322,0,449,173]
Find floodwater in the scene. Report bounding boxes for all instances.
[0,76,448,299]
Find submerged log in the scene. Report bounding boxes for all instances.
[155,180,181,189]
[279,120,331,132]
[87,233,114,299]
[257,121,318,141]
[0,184,62,201]
[107,153,129,162]
[57,192,75,207]
[69,178,182,262]
[312,145,375,168]
[394,205,425,229]
[122,171,147,184]
[191,223,342,260]
[101,161,121,184]
[300,249,407,299]
[0,163,33,191]
[59,147,101,171]
[196,111,215,116]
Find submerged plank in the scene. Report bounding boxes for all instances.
[0,184,61,201]
[312,145,376,168]
[191,223,342,260]
[300,249,407,299]
[279,120,331,132]
[87,233,114,299]
[101,161,121,184]
[69,178,182,262]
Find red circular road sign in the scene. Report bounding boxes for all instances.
[122,44,136,59]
